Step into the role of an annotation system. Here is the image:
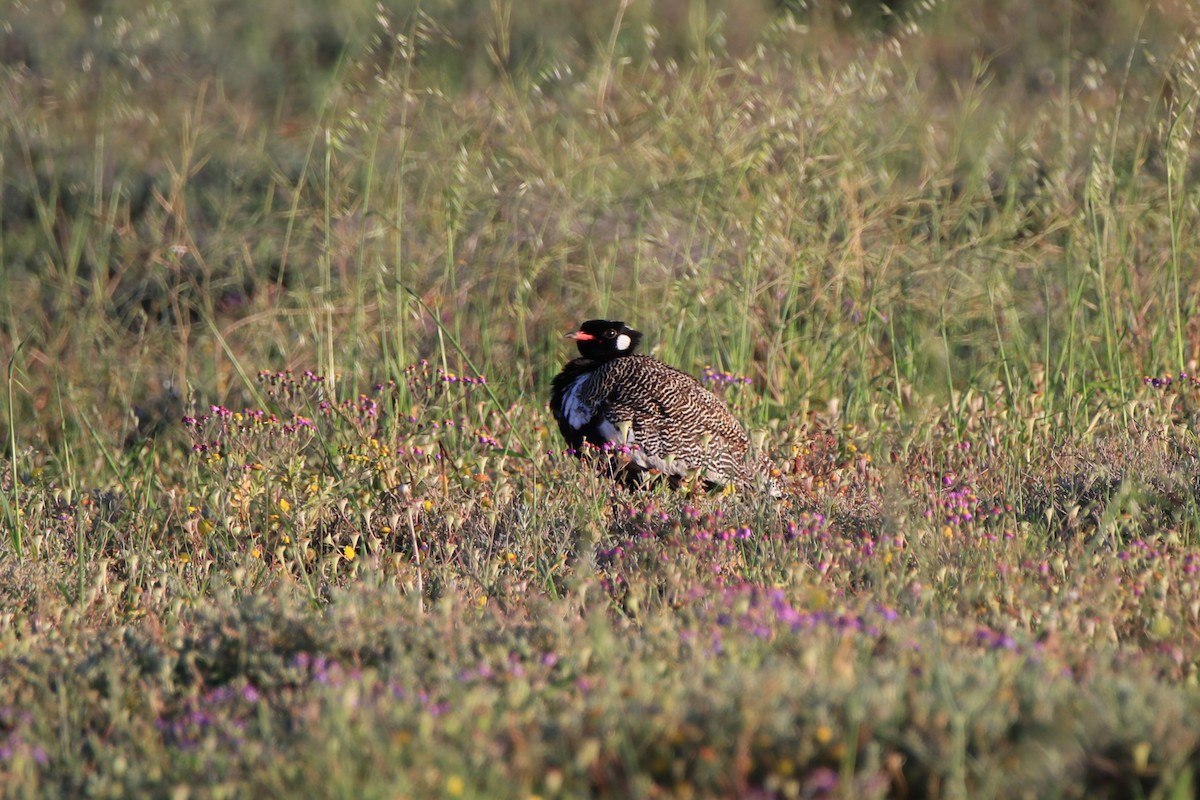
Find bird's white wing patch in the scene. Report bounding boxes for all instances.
[596,418,638,445]
[595,419,620,442]
[596,418,697,476]
[562,374,594,429]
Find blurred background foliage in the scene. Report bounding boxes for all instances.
[1,0,1199,454]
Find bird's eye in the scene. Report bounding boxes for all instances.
[604,329,616,338]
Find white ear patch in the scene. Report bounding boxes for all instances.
[616,333,632,351]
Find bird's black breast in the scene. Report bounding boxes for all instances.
[550,358,599,450]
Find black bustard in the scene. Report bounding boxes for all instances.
[550,319,778,495]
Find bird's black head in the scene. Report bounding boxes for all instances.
[566,319,642,360]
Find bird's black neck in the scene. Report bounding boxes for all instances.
[550,357,597,400]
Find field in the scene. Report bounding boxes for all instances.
[4,0,1200,796]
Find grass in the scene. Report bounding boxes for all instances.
[4,0,1200,796]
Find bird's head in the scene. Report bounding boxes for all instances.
[566,319,642,360]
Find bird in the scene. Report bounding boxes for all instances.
[549,319,777,495]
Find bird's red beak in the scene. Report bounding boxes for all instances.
[566,330,595,341]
